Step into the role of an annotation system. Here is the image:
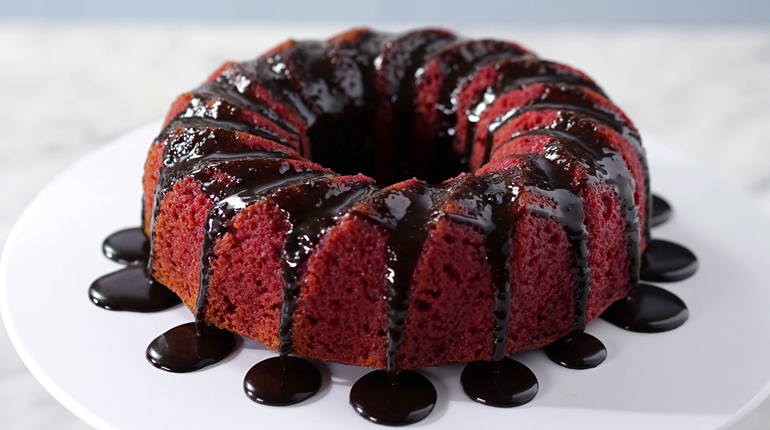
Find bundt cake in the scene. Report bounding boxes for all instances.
[141,27,649,373]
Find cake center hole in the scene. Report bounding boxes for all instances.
[307,112,468,186]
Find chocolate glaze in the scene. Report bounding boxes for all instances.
[543,332,607,369]
[601,283,688,332]
[146,322,235,373]
[350,370,437,425]
[640,239,698,283]
[102,227,149,265]
[461,357,538,407]
[522,152,592,333]
[89,266,180,312]
[651,194,672,227]
[244,356,323,406]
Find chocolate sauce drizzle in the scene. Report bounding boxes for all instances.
[428,40,530,182]
[377,30,457,184]
[89,28,702,426]
[196,63,300,136]
[351,184,447,375]
[271,180,376,356]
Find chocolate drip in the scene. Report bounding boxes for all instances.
[651,194,672,227]
[601,283,688,332]
[522,153,592,333]
[270,179,377,356]
[303,37,382,181]
[244,356,322,406]
[327,29,384,107]
[242,42,333,130]
[460,357,538,407]
[148,127,293,224]
[102,227,148,266]
[352,184,446,374]
[442,174,519,362]
[543,332,607,369]
[350,370,437,425]
[89,266,181,312]
[379,30,457,106]
[470,58,605,126]
[146,322,235,373]
[482,181,518,362]
[439,43,528,116]
[640,239,698,283]
[93,227,180,312]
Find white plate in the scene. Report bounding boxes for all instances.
[2,121,770,430]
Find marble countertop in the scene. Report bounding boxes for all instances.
[1,21,769,429]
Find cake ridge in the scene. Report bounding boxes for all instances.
[521,152,592,333]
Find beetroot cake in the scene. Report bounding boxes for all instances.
[142,28,648,371]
